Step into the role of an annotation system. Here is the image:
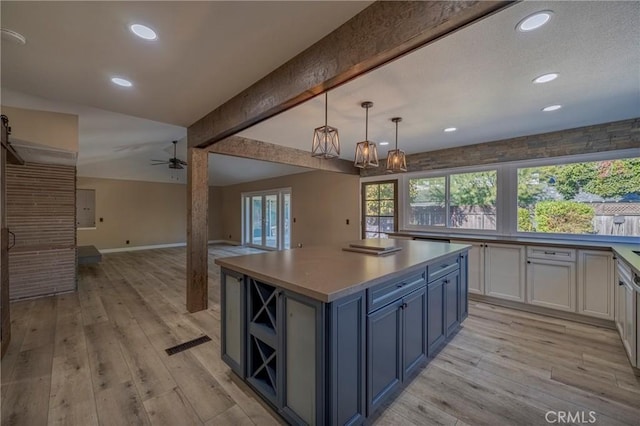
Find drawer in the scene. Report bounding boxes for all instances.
[367,269,426,313]
[427,255,460,283]
[527,246,576,262]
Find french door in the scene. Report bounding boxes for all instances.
[243,189,291,250]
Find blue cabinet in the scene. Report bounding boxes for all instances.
[427,278,445,357]
[366,272,427,416]
[367,299,402,414]
[220,249,469,426]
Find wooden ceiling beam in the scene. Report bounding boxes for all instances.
[188,1,514,149]
[209,136,359,175]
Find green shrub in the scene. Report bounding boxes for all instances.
[518,207,534,232]
[534,201,594,234]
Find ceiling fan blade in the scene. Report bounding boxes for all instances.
[176,159,188,166]
[151,162,169,165]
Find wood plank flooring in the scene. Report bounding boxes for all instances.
[2,245,639,425]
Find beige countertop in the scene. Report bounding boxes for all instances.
[389,231,640,278]
[215,239,469,302]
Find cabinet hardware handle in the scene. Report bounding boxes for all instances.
[396,282,405,288]
[401,302,408,309]
[443,279,449,284]
[619,280,624,286]
[527,261,531,264]
[544,251,557,255]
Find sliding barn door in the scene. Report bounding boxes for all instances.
[1,116,10,357]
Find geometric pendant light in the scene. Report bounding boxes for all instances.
[386,117,407,173]
[311,92,340,159]
[354,101,379,168]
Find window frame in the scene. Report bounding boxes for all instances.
[401,164,502,235]
[361,179,398,238]
[360,148,638,243]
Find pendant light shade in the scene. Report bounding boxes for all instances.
[312,92,340,159]
[386,117,407,173]
[354,101,379,168]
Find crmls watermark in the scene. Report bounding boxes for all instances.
[545,411,597,424]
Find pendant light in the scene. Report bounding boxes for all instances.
[354,101,379,168]
[312,92,340,159]
[386,117,407,173]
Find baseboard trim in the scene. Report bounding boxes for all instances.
[100,242,186,254]
[469,294,617,329]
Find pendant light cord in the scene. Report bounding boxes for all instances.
[365,105,369,141]
[324,92,328,127]
[395,120,399,150]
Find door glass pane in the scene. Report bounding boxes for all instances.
[265,194,278,248]
[252,196,262,245]
[283,193,291,249]
[408,177,446,227]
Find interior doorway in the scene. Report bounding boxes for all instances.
[242,188,291,250]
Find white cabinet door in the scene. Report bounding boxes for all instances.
[615,276,626,338]
[527,259,576,312]
[484,243,525,302]
[577,250,614,320]
[450,240,484,295]
[623,283,637,367]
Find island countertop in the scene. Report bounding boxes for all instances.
[215,239,469,302]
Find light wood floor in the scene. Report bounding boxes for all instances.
[2,245,639,426]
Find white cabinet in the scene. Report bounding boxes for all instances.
[484,243,526,302]
[616,259,637,368]
[526,246,576,312]
[451,241,526,302]
[577,250,614,320]
[527,259,575,312]
[450,240,484,295]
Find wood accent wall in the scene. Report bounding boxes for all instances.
[6,163,76,300]
[361,118,640,177]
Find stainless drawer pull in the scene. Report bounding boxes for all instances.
[544,251,557,255]
[396,282,406,288]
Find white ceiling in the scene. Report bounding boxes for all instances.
[240,1,640,160]
[0,1,370,184]
[1,1,370,127]
[1,1,638,185]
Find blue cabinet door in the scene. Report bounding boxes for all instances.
[445,270,461,336]
[330,291,366,426]
[427,280,445,357]
[459,254,469,321]
[402,286,427,379]
[367,300,402,415]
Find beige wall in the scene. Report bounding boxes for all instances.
[0,105,79,152]
[77,177,186,250]
[211,170,360,247]
[208,186,224,241]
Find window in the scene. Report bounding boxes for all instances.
[408,170,497,231]
[362,181,397,238]
[517,158,640,237]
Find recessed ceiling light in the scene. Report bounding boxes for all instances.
[542,104,562,112]
[130,24,157,40]
[111,77,133,87]
[379,141,390,146]
[1,28,26,45]
[533,73,559,84]
[444,127,457,133]
[517,11,553,32]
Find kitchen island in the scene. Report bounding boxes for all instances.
[215,239,470,425]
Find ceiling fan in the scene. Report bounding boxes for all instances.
[151,140,187,169]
